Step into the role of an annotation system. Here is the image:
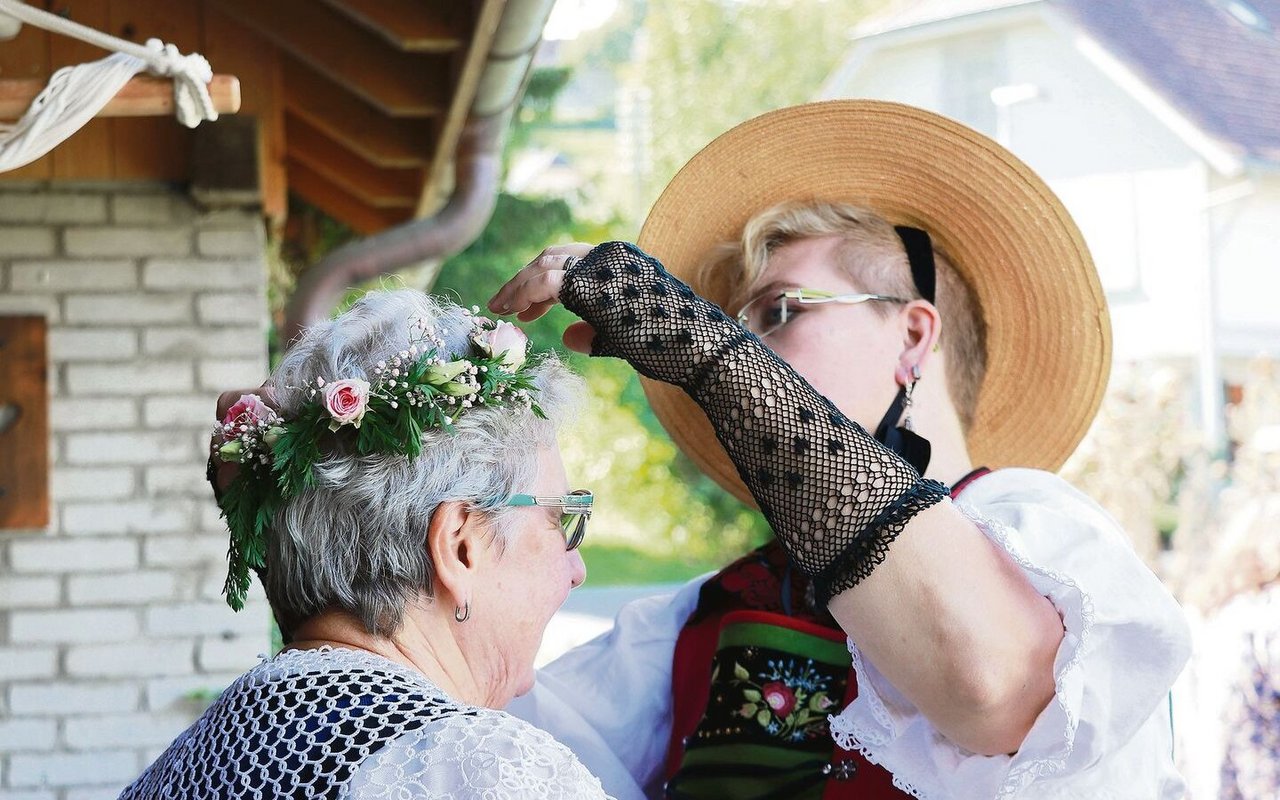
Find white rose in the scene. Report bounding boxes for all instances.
[473,320,529,370]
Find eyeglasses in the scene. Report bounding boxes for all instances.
[735,288,910,338]
[507,489,593,550]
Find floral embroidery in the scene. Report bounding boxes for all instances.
[730,657,836,743]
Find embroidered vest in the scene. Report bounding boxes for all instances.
[664,471,989,799]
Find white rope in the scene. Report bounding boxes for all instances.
[0,0,218,172]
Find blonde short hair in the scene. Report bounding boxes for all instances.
[705,201,987,431]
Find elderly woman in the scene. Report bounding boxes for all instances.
[121,290,611,799]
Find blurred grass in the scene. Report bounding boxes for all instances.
[579,541,724,585]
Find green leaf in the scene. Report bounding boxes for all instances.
[742,689,761,702]
[756,709,771,726]
[733,663,750,681]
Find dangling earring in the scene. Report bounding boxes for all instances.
[902,365,921,431]
[454,602,471,623]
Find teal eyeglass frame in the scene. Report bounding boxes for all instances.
[507,489,593,550]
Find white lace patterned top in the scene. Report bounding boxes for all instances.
[121,646,612,799]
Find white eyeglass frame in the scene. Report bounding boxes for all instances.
[735,288,911,337]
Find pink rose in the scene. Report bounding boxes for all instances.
[761,682,797,718]
[473,320,528,370]
[223,394,274,427]
[322,378,371,430]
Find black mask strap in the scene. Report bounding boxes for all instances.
[893,225,936,304]
[873,384,932,475]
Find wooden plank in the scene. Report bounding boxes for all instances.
[0,317,49,531]
[110,0,206,179]
[49,1,114,178]
[0,75,242,120]
[203,1,287,224]
[287,161,412,235]
[422,0,506,209]
[211,0,449,116]
[320,0,465,53]
[282,56,432,169]
[0,21,52,180]
[286,113,419,208]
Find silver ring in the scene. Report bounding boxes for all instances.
[563,255,578,271]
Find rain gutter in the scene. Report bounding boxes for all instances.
[283,0,556,344]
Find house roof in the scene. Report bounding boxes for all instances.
[853,0,1280,165]
[1054,0,1280,165]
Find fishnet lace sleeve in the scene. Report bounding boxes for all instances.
[562,242,948,604]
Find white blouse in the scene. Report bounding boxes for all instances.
[510,468,1192,799]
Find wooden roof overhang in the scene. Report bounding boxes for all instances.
[0,0,542,235]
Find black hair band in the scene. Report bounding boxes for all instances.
[893,225,936,304]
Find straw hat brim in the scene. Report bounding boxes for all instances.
[635,100,1110,507]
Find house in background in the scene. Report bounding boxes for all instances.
[821,0,1280,447]
[0,0,552,795]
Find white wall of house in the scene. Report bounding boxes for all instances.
[0,182,271,799]
[821,5,1280,372]
[1213,174,1280,360]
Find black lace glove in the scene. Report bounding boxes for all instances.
[561,241,948,605]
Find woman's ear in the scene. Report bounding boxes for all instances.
[896,300,942,385]
[427,501,491,609]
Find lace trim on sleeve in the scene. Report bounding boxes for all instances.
[827,502,1096,800]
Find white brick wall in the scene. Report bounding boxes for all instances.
[0,184,271,798]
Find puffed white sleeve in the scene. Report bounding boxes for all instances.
[828,468,1192,799]
[342,709,614,799]
[508,576,706,800]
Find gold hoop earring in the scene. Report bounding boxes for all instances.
[454,602,471,623]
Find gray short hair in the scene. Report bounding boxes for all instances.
[261,289,582,637]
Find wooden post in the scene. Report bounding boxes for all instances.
[0,316,49,530]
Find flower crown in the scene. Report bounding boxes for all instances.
[212,311,544,611]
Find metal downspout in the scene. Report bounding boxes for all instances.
[282,114,505,344]
[281,0,556,345]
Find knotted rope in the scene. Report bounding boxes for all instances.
[0,0,218,171]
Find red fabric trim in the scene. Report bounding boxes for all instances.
[950,466,992,498]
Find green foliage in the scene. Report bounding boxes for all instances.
[577,541,723,585]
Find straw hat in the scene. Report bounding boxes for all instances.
[636,100,1110,506]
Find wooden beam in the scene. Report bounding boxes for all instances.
[110,0,206,180]
[286,113,419,208]
[320,0,465,53]
[211,0,449,116]
[282,56,433,169]
[48,1,114,178]
[422,0,506,210]
[288,161,412,235]
[0,75,242,121]
[203,1,288,226]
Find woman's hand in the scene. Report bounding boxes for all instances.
[487,243,597,354]
[209,385,276,498]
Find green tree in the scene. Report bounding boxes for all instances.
[630,0,884,208]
